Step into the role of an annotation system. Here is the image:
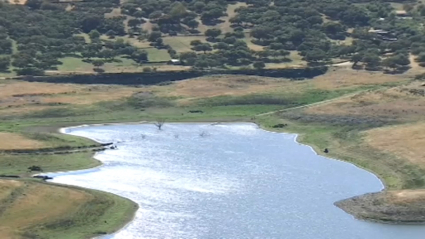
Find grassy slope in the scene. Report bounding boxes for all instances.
[0,179,137,239]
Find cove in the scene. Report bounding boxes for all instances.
[48,123,425,239]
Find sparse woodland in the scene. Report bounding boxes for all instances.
[0,0,424,75]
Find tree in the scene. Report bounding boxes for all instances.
[169,2,187,19]
[193,43,212,53]
[205,28,222,40]
[99,49,116,60]
[88,30,101,41]
[92,59,104,73]
[148,31,162,42]
[143,67,152,72]
[253,61,265,70]
[186,19,199,30]
[154,120,165,130]
[269,43,284,50]
[15,67,44,76]
[180,52,197,65]
[304,49,328,64]
[0,56,10,72]
[149,11,163,20]
[128,19,142,29]
[278,50,290,58]
[416,53,425,64]
[201,9,225,24]
[92,60,104,68]
[155,37,163,47]
[350,53,363,67]
[382,54,410,72]
[223,36,236,44]
[214,42,229,50]
[250,27,273,40]
[106,30,117,38]
[256,51,270,59]
[81,16,102,33]
[362,53,381,70]
[322,22,346,40]
[131,50,148,63]
[193,1,206,13]
[340,7,370,27]
[190,40,202,46]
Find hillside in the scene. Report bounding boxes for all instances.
[0,0,425,77]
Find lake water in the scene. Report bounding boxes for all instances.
[48,123,425,239]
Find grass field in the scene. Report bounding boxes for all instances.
[57,57,94,73]
[145,48,172,61]
[163,35,208,53]
[366,122,425,165]
[0,152,100,176]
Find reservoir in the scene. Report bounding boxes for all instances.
[48,123,425,238]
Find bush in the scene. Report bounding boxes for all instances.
[143,67,152,72]
[93,68,105,73]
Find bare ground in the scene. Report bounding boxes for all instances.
[336,190,425,223]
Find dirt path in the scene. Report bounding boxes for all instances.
[256,90,366,117]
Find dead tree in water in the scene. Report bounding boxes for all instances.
[154,120,165,130]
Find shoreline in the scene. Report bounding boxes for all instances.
[54,120,391,237]
[56,120,425,225]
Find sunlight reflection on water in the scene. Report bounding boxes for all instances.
[48,123,425,239]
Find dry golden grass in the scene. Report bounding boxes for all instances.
[365,122,425,166]
[0,105,53,116]
[217,2,248,33]
[105,7,122,18]
[156,75,303,99]
[312,67,407,90]
[8,0,26,4]
[0,180,22,201]
[0,180,92,239]
[142,20,154,32]
[0,81,139,106]
[389,189,425,204]
[65,4,75,11]
[40,85,138,105]
[0,81,78,108]
[305,83,425,121]
[159,68,408,100]
[0,81,144,116]
[406,53,425,76]
[245,39,264,51]
[0,133,45,150]
[0,81,76,98]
